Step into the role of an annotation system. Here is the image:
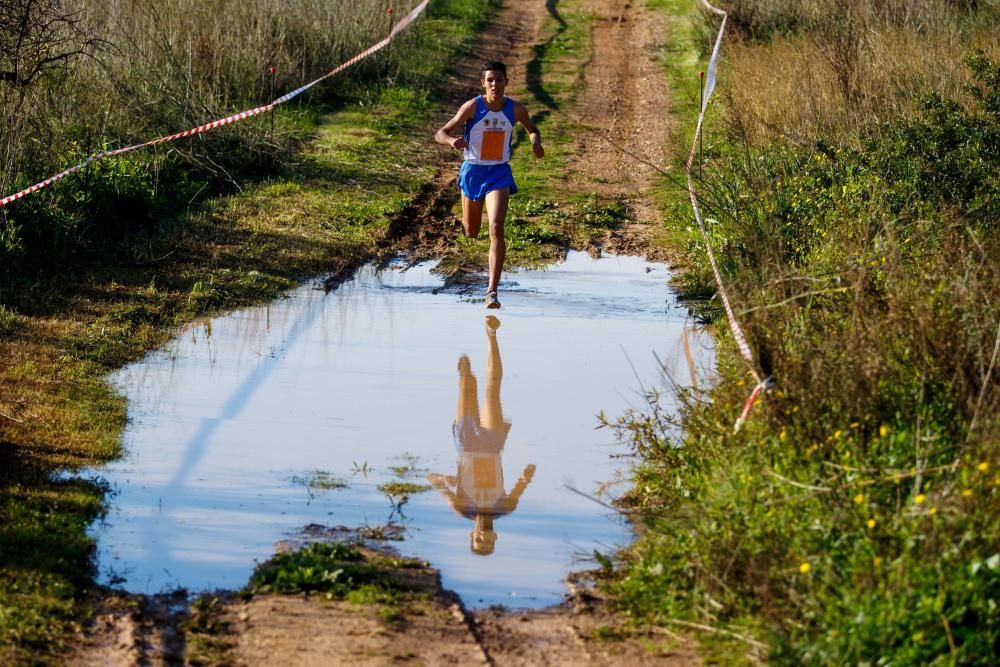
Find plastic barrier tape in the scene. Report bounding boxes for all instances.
[0,0,430,209]
[688,0,772,431]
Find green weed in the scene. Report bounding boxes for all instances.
[0,306,17,335]
[244,543,414,605]
[292,471,349,497]
[377,482,432,497]
[612,33,1000,665]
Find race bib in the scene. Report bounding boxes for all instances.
[480,130,506,161]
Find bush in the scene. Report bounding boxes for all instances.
[614,54,1000,664]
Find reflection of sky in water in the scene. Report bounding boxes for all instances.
[85,252,713,608]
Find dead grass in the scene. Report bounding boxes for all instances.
[717,0,1000,145]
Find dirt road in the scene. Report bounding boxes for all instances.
[73,1,693,664]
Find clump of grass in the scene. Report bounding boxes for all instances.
[292,471,348,493]
[0,305,17,334]
[244,542,420,609]
[387,452,425,478]
[377,482,432,497]
[181,595,235,665]
[577,193,631,230]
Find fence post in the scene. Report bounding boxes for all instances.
[268,66,277,141]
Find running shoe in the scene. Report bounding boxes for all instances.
[486,290,501,309]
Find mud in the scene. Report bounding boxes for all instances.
[569,0,676,259]
[76,542,700,667]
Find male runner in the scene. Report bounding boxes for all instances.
[434,61,544,309]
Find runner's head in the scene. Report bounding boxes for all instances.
[481,61,508,98]
[471,514,497,555]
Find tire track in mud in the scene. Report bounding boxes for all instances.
[568,0,674,257]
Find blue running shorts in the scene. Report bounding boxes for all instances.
[459,162,518,201]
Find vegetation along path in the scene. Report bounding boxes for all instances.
[0,0,701,664]
[11,0,997,663]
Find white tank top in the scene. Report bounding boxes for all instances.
[463,96,516,165]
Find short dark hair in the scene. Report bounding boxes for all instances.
[481,61,507,79]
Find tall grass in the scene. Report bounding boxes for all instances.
[704,0,1000,145]
[614,0,1000,662]
[0,0,419,273]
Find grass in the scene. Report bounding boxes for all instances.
[245,543,394,598]
[0,1,498,663]
[608,1,1000,664]
[0,0,724,662]
[182,595,236,666]
[292,471,349,496]
[377,482,433,497]
[243,542,428,627]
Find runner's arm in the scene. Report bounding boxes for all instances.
[514,102,544,159]
[435,99,477,151]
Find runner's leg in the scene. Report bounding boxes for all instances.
[484,188,509,293]
[481,317,504,431]
[462,194,485,238]
[456,355,480,422]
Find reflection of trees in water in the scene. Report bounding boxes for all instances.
[427,316,535,555]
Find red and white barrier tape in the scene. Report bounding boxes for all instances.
[687,0,772,431]
[0,0,430,209]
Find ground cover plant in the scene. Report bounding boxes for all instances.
[612,0,1000,663]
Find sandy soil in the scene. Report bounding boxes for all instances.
[72,1,691,664]
[569,0,675,258]
[75,550,699,666]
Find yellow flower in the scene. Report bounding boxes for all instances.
[844,451,852,460]
[853,494,865,505]
[867,519,876,529]
[961,489,972,498]
[779,430,787,440]
[834,430,843,440]
[873,557,883,567]
[799,562,811,574]
[879,425,890,438]
[978,462,990,472]
[929,507,937,516]
[914,494,926,505]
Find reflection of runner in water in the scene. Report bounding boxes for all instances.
[428,316,535,555]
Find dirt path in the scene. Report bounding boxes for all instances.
[569,0,674,257]
[72,1,691,664]
[76,551,698,666]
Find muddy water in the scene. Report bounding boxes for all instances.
[87,252,711,608]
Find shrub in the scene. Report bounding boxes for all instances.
[616,53,1000,664]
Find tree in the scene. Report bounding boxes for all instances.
[0,0,103,87]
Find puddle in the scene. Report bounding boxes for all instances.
[86,251,712,608]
